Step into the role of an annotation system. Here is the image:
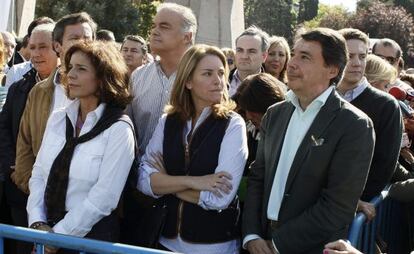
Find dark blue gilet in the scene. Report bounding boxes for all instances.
[161,113,240,243]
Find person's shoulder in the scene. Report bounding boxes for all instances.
[365,85,399,106]
[29,79,47,94]
[46,107,67,127]
[7,61,29,73]
[338,96,373,126]
[131,62,157,80]
[228,111,246,126]
[266,100,291,115]
[106,117,136,140]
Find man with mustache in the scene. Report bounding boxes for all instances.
[337,28,402,219]
[242,28,375,254]
[229,26,269,97]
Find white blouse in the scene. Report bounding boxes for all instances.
[138,107,248,254]
[27,100,135,237]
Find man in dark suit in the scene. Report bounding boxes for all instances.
[242,28,376,254]
[337,28,402,219]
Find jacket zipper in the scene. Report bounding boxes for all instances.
[176,121,200,236]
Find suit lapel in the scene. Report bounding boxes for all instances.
[284,90,341,193]
[264,102,295,192]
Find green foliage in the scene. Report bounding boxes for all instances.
[303,3,351,30]
[244,0,294,41]
[349,0,414,57]
[394,0,414,17]
[298,0,319,23]
[135,0,161,40]
[35,0,160,41]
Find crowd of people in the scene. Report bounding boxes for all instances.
[0,2,413,254]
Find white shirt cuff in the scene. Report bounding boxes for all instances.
[242,234,261,249]
[28,208,47,226]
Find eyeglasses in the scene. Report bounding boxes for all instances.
[375,54,398,65]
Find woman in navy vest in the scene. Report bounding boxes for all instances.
[138,44,248,254]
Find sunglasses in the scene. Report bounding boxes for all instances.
[375,54,398,65]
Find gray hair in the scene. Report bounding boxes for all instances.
[157,3,197,44]
[236,26,270,52]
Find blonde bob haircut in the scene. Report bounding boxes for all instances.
[165,44,235,121]
[365,54,397,86]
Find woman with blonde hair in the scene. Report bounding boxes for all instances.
[27,41,135,253]
[221,47,235,71]
[264,36,290,84]
[138,44,248,253]
[365,54,397,92]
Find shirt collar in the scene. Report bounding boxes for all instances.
[286,86,334,112]
[65,99,107,129]
[233,68,264,83]
[232,70,242,83]
[338,77,369,102]
[155,60,177,80]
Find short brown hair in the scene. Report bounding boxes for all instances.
[236,73,285,114]
[372,38,402,58]
[339,28,370,47]
[165,44,235,120]
[62,41,132,108]
[53,12,97,44]
[121,35,148,54]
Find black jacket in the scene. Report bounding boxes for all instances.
[0,68,37,180]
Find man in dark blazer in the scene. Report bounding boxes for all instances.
[337,28,402,218]
[242,28,376,254]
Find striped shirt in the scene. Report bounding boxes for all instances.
[128,61,176,156]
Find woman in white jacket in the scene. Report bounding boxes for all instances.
[27,41,135,254]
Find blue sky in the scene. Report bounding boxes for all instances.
[319,0,357,12]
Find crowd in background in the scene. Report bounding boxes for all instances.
[0,2,414,254]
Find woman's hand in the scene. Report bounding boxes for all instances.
[189,172,233,197]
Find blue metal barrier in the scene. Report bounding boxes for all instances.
[0,223,173,254]
[347,185,391,254]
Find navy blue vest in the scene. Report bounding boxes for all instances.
[161,113,240,243]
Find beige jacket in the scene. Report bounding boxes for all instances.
[11,68,56,193]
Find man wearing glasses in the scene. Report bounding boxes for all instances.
[372,38,412,90]
[372,38,401,68]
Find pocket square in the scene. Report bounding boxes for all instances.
[311,135,324,146]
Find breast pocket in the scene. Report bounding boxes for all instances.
[70,140,106,182]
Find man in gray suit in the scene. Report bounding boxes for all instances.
[242,28,376,254]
